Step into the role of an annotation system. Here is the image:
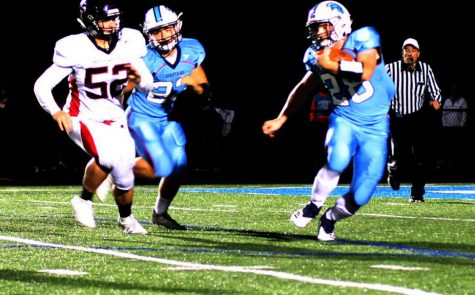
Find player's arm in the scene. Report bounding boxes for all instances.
[317,47,378,81]
[125,58,153,94]
[181,66,211,108]
[262,71,321,138]
[121,63,142,104]
[355,48,378,81]
[181,66,209,95]
[121,59,154,105]
[33,64,73,132]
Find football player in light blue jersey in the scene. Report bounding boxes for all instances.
[262,1,395,241]
[127,5,210,229]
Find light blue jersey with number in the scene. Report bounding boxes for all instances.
[304,27,395,134]
[127,38,205,118]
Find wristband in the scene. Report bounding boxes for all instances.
[339,60,363,81]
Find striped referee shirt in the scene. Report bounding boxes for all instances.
[385,60,442,115]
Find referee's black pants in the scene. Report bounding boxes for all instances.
[388,110,432,198]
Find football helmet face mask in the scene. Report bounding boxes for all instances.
[78,0,122,41]
[143,5,183,53]
[306,1,352,48]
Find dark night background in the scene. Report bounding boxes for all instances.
[0,1,472,184]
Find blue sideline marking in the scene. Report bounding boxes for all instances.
[180,185,475,200]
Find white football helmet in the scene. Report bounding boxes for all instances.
[306,1,352,48]
[143,5,183,53]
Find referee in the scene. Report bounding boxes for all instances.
[385,38,442,202]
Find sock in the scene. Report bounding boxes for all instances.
[155,197,171,215]
[311,166,340,207]
[80,188,94,201]
[117,203,132,218]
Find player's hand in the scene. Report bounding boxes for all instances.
[316,47,338,72]
[180,75,197,88]
[125,64,141,85]
[262,116,287,138]
[52,111,73,133]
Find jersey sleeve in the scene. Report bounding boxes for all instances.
[345,27,381,54]
[131,57,153,93]
[425,63,442,102]
[303,47,317,72]
[52,34,83,68]
[33,63,72,115]
[182,38,206,66]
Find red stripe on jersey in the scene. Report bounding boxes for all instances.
[69,76,80,117]
[80,121,98,159]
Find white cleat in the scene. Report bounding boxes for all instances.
[317,214,336,242]
[95,174,114,202]
[290,202,321,228]
[290,209,314,228]
[118,215,148,234]
[317,226,336,242]
[71,196,96,229]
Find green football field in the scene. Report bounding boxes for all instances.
[1,184,474,294]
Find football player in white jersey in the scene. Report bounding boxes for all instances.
[34,0,152,234]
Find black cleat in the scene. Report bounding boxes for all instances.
[152,210,187,230]
[387,161,400,191]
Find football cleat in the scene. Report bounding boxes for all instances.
[409,196,425,203]
[95,174,114,202]
[387,175,400,191]
[387,161,400,191]
[152,209,186,230]
[290,202,321,228]
[71,195,96,229]
[317,211,336,242]
[117,215,148,234]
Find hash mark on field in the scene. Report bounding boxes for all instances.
[38,269,88,276]
[371,265,430,271]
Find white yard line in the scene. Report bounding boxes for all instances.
[358,213,475,222]
[27,200,236,212]
[12,199,475,222]
[0,235,439,295]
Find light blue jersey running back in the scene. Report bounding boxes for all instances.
[303,27,395,206]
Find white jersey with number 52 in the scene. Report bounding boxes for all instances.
[36,28,150,123]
